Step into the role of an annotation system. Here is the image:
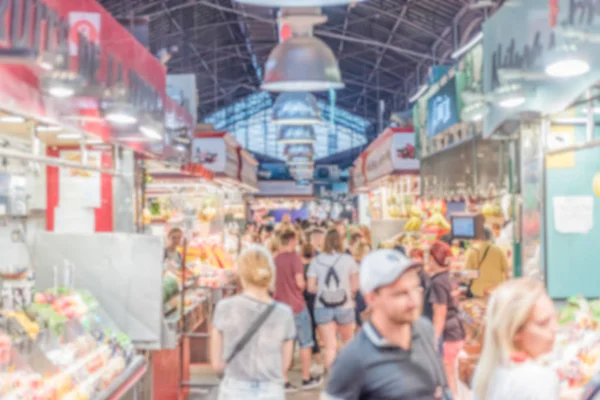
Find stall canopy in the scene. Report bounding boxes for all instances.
[192,131,259,193]
[351,127,419,192]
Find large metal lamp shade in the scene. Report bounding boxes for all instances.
[273,92,321,125]
[278,125,316,144]
[287,155,313,165]
[262,36,344,92]
[236,0,363,6]
[285,144,314,157]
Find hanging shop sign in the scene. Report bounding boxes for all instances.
[364,127,419,184]
[482,0,600,137]
[413,44,483,158]
[192,132,240,182]
[427,77,460,137]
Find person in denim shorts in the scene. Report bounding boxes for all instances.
[274,230,322,391]
[307,229,359,370]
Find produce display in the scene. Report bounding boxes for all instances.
[549,297,600,391]
[0,288,136,400]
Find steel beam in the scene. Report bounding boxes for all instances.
[158,1,227,96]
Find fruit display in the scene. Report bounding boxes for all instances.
[0,288,141,400]
[197,197,218,223]
[481,201,503,218]
[185,239,234,269]
[403,216,422,232]
[544,297,600,391]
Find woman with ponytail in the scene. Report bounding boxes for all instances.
[211,246,296,400]
[472,278,559,400]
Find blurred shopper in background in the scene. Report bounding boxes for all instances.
[211,247,295,400]
[273,230,322,391]
[323,249,450,400]
[309,228,326,254]
[427,241,465,397]
[472,278,559,400]
[465,227,509,298]
[300,243,321,364]
[351,242,370,328]
[347,231,364,256]
[307,229,359,370]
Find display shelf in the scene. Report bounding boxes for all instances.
[96,355,147,400]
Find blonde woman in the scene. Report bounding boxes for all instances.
[211,246,296,400]
[265,235,281,257]
[307,229,359,369]
[472,278,560,400]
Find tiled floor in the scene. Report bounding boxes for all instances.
[188,363,323,400]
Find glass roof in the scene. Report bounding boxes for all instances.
[204,92,370,160]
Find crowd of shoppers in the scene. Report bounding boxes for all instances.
[209,217,576,400]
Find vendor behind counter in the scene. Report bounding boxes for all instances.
[464,227,509,298]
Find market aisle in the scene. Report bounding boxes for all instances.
[188,364,324,400]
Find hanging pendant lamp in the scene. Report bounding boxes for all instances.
[285,143,314,157]
[273,92,321,125]
[287,155,313,165]
[262,36,344,92]
[236,0,363,6]
[278,125,316,144]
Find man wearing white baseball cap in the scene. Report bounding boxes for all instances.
[322,249,452,400]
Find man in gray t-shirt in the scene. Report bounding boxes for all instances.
[323,250,451,400]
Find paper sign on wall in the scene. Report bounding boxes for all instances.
[553,196,594,234]
[546,126,575,169]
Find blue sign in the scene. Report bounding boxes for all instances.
[427,77,459,137]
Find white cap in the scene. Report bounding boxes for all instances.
[360,249,422,295]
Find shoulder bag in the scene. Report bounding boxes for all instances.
[225,302,277,365]
[466,245,491,298]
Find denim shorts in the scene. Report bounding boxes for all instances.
[218,378,284,400]
[294,307,315,349]
[314,307,355,326]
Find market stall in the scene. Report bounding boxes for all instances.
[351,127,420,246]
[481,0,600,294]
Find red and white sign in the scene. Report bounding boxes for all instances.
[363,127,419,185]
[192,132,240,182]
[69,12,101,56]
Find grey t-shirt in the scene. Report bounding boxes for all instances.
[213,294,296,382]
[324,318,447,400]
[307,252,358,309]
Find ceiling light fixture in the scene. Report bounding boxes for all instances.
[285,143,315,157]
[0,115,25,123]
[278,125,316,144]
[273,92,321,125]
[56,133,83,140]
[140,125,163,141]
[262,36,344,92]
[48,85,75,98]
[105,111,138,126]
[41,71,83,99]
[461,101,490,122]
[36,125,62,132]
[545,57,590,78]
[494,84,527,109]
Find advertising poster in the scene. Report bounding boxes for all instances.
[58,151,101,208]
